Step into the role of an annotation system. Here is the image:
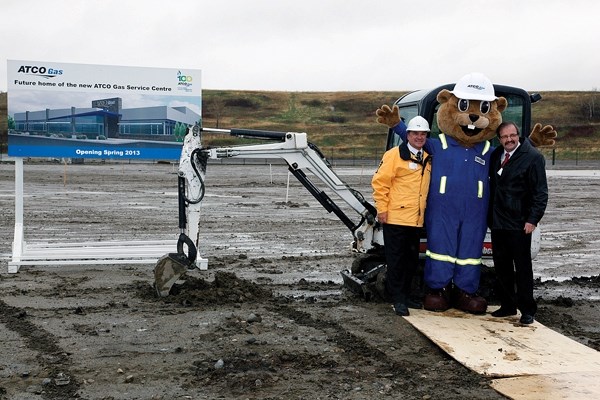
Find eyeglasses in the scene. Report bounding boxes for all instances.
[498,133,519,140]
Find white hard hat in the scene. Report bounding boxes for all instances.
[406,116,430,132]
[450,72,497,101]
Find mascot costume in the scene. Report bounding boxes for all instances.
[376,72,556,314]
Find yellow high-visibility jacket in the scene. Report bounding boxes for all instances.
[371,143,431,227]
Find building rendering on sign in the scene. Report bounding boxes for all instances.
[12,97,201,140]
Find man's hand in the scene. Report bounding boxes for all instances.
[377,212,388,224]
[529,123,557,147]
[524,222,536,235]
[375,105,401,128]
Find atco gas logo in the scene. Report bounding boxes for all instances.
[17,64,63,79]
[467,84,486,91]
[177,71,193,92]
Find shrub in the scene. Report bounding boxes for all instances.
[320,115,347,123]
[225,98,258,108]
[301,99,324,107]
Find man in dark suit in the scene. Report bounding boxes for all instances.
[488,121,548,324]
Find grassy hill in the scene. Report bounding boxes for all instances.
[200,90,401,158]
[2,90,599,159]
[200,89,600,160]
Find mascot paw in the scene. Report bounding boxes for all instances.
[529,123,557,147]
[375,104,401,128]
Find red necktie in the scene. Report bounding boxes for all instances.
[501,152,510,167]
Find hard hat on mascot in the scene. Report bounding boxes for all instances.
[450,72,497,101]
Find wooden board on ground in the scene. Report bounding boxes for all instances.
[490,372,600,400]
[404,307,600,377]
[404,307,600,399]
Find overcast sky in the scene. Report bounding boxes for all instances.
[1,0,598,92]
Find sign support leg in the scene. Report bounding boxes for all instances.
[9,158,25,273]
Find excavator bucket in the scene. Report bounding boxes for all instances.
[153,252,192,297]
[153,233,197,297]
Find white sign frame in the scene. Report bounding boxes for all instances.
[6,60,201,272]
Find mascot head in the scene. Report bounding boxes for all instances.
[436,73,508,147]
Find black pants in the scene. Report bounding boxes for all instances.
[491,229,537,316]
[383,223,420,304]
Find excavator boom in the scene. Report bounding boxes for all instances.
[153,124,382,296]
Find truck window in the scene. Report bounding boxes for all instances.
[487,94,526,147]
[502,94,525,134]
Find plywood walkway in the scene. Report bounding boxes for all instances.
[405,308,600,399]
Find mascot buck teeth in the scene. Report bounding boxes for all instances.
[376,72,556,314]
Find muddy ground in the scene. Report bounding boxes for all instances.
[0,159,599,400]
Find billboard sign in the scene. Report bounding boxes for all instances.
[7,60,201,160]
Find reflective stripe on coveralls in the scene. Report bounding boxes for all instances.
[439,134,448,149]
[425,249,482,265]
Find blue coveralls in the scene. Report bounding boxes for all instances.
[394,123,492,294]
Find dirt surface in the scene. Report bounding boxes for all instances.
[1,160,599,400]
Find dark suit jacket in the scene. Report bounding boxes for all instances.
[488,138,548,230]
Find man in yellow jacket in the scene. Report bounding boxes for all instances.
[372,116,432,316]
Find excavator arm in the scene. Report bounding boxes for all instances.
[203,126,381,251]
[153,124,384,297]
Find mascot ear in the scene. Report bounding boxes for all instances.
[437,89,453,104]
[496,96,508,113]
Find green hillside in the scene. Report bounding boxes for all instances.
[200,90,401,158]
[2,90,599,159]
[201,89,600,160]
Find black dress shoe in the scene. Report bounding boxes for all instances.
[393,303,409,316]
[520,314,534,324]
[406,298,423,309]
[491,307,517,317]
